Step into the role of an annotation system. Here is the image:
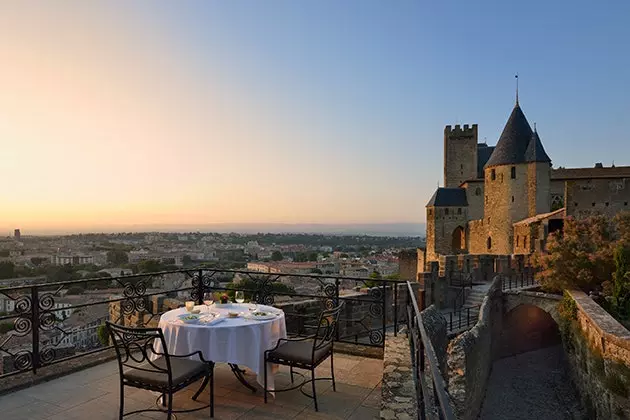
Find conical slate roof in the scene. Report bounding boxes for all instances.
[524,129,551,163]
[484,103,533,168]
[426,188,468,207]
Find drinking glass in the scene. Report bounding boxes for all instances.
[185,301,195,312]
[235,291,245,304]
[203,292,214,311]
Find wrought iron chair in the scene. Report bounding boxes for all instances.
[263,302,344,411]
[105,321,215,419]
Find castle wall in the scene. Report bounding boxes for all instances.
[527,162,551,217]
[444,124,478,188]
[426,206,468,263]
[565,177,630,218]
[513,223,535,254]
[483,164,529,254]
[467,219,488,254]
[463,180,484,221]
[550,179,566,210]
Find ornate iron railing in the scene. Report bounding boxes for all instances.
[406,281,456,420]
[0,268,407,381]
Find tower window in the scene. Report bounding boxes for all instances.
[592,202,595,207]
[460,164,463,169]
[487,237,492,250]
[428,209,432,216]
[511,166,516,179]
[458,208,462,215]
[485,196,488,204]
[516,236,520,246]
[606,202,610,207]
[445,208,449,215]
[625,202,628,206]
[491,169,496,181]
[512,196,515,203]
[475,187,481,196]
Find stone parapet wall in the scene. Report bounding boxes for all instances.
[446,277,502,420]
[564,290,630,419]
[380,333,418,420]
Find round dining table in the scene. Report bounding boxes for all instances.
[154,303,287,391]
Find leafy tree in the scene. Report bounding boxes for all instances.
[97,324,110,346]
[107,250,129,265]
[271,251,283,261]
[307,252,318,262]
[340,253,349,259]
[30,257,48,266]
[182,255,193,266]
[385,273,400,280]
[138,259,165,273]
[294,253,308,262]
[611,244,630,317]
[310,268,323,274]
[0,261,15,279]
[369,270,382,279]
[535,215,615,293]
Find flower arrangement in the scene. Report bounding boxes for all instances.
[220,293,229,304]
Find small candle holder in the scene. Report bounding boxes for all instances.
[185,301,195,312]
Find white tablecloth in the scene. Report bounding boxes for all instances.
[154,304,287,390]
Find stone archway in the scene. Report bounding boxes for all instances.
[451,226,466,253]
[497,303,560,358]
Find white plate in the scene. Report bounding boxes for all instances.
[244,312,278,321]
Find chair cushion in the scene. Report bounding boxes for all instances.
[267,339,332,366]
[124,356,208,388]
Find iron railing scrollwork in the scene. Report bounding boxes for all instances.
[0,267,407,381]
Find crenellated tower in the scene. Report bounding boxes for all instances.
[444,124,478,188]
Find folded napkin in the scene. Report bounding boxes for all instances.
[200,314,224,325]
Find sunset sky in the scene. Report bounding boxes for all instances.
[0,1,629,233]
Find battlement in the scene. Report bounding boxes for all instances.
[445,123,478,139]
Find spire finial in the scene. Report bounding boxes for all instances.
[515,74,519,105]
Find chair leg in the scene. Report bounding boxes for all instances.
[118,383,124,420]
[311,368,318,412]
[330,353,336,392]
[264,361,268,404]
[210,368,215,419]
[290,366,294,383]
[166,392,173,420]
[192,376,209,401]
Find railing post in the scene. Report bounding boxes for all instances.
[335,278,340,343]
[31,286,40,374]
[394,282,398,336]
[382,280,387,348]
[196,269,204,305]
[449,312,452,331]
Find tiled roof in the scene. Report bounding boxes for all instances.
[477,144,495,177]
[524,130,551,163]
[485,104,533,168]
[513,208,565,226]
[426,188,468,207]
[551,166,630,180]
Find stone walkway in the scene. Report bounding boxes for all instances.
[478,345,585,420]
[0,353,382,419]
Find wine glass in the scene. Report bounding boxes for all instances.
[203,292,214,312]
[185,301,195,312]
[235,291,245,304]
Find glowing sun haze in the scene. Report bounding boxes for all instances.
[0,1,628,234]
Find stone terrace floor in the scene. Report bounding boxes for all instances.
[0,353,382,420]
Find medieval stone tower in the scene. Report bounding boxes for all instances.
[481,102,551,255]
[444,124,478,188]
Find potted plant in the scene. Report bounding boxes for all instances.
[219,293,230,304]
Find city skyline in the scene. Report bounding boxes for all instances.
[1,1,629,232]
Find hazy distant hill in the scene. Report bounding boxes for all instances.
[18,223,425,237]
